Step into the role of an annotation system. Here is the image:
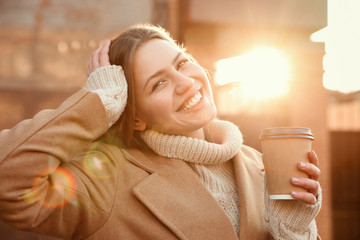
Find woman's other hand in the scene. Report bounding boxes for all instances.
[85,39,127,127]
[290,150,321,205]
[87,40,111,77]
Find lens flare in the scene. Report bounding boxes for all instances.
[27,167,76,209]
[82,142,114,179]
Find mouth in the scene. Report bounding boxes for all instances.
[177,90,203,112]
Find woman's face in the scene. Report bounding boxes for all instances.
[133,39,217,139]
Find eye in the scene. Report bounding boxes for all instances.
[152,79,166,92]
[177,59,189,70]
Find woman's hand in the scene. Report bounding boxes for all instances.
[87,39,111,76]
[85,39,127,127]
[290,150,321,205]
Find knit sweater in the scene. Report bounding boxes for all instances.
[141,120,243,233]
[86,65,322,240]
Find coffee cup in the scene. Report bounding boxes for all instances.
[259,127,314,200]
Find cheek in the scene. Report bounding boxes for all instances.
[136,95,173,124]
[192,66,212,90]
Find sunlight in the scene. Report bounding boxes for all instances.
[215,47,291,101]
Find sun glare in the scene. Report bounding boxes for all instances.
[215,47,291,101]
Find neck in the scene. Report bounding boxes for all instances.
[181,128,205,140]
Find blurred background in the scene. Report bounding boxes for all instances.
[0,0,359,239]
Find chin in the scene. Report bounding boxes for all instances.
[196,108,217,129]
[206,104,217,122]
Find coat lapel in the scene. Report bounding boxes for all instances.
[122,149,239,240]
[233,146,271,240]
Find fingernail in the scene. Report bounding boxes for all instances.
[292,177,300,183]
[299,162,306,168]
[291,191,298,197]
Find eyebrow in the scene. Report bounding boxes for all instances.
[143,52,183,91]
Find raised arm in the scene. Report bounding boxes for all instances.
[0,40,127,239]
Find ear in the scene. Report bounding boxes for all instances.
[134,117,147,131]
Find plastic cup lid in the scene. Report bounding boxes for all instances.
[259,127,314,140]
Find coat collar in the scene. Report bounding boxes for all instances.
[121,148,239,240]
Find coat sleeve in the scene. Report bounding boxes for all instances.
[0,89,117,239]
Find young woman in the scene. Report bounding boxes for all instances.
[0,24,321,240]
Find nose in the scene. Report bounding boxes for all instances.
[174,73,195,95]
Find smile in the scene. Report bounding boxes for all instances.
[178,91,203,112]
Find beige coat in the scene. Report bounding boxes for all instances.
[0,89,271,239]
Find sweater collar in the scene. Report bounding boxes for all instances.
[140,120,243,165]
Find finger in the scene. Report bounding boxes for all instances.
[298,162,321,181]
[291,177,319,196]
[308,150,319,167]
[87,53,95,76]
[99,39,111,66]
[291,191,318,205]
[90,53,99,71]
[91,43,104,70]
[88,54,93,75]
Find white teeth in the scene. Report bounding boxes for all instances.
[180,91,202,112]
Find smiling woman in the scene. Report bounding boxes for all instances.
[0,24,322,240]
[132,39,216,138]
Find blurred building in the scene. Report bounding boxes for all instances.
[3,0,359,239]
[326,91,360,240]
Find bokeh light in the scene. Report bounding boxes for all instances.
[215,46,291,101]
[82,142,115,179]
[26,167,76,209]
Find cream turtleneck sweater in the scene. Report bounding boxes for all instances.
[141,120,243,233]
